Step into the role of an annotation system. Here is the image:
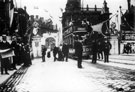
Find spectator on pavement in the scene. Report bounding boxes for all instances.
[23,44,32,67]
[91,39,98,64]
[11,36,19,70]
[97,41,103,60]
[103,37,112,63]
[0,34,11,75]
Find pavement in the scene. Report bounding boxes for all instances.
[84,54,135,70]
[109,54,135,66]
[0,53,135,88]
[0,65,22,85]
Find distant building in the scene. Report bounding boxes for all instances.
[121,0,135,42]
[118,0,135,54]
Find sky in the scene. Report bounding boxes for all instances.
[16,0,134,28]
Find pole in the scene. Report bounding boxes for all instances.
[118,6,122,54]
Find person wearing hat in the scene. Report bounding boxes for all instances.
[11,36,19,69]
[103,37,112,63]
[62,42,69,62]
[74,36,83,68]
[91,39,98,64]
[0,34,11,75]
[53,44,58,62]
[41,45,47,62]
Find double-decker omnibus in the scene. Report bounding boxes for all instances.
[63,26,93,59]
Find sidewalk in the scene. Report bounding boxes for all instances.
[109,54,135,65]
[83,54,135,70]
[0,65,22,85]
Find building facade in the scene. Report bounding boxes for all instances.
[29,15,59,58]
[119,0,135,54]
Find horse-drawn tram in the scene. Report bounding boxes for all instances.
[62,0,111,59]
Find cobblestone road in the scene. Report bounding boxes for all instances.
[0,57,135,92]
[83,60,135,92]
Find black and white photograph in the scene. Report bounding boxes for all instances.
[0,0,135,92]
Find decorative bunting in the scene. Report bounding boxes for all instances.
[9,0,14,27]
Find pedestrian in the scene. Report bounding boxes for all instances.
[74,36,83,68]
[47,46,51,58]
[91,40,98,64]
[11,36,19,70]
[62,42,69,62]
[41,45,47,62]
[24,44,32,66]
[103,37,112,63]
[0,34,11,75]
[97,41,103,60]
[53,44,58,62]
[17,37,23,65]
[57,45,64,61]
[123,44,127,54]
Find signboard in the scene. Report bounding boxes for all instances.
[122,34,135,40]
[122,31,135,41]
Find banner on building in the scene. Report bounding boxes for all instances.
[92,23,103,33]
[9,0,14,27]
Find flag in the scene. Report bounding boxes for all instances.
[9,0,14,27]
[116,14,118,23]
[91,23,103,33]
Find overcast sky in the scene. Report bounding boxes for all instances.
[16,0,134,27]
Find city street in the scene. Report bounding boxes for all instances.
[0,54,135,92]
[0,0,135,92]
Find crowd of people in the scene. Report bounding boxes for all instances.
[0,34,112,75]
[74,35,112,68]
[0,34,32,75]
[41,35,112,69]
[41,42,69,63]
[123,43,135,54]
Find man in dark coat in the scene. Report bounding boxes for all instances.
[62,43,69,62]
[103,38,112,63]
[97,41,103,60]
[74,37,83,68]
[53,44,58,62]
[11,36,20,69]
[91,40,98,64]
[57,46,64,61]
[41,45,47,62]
[24,44,32,66]
[0,35,11,74]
